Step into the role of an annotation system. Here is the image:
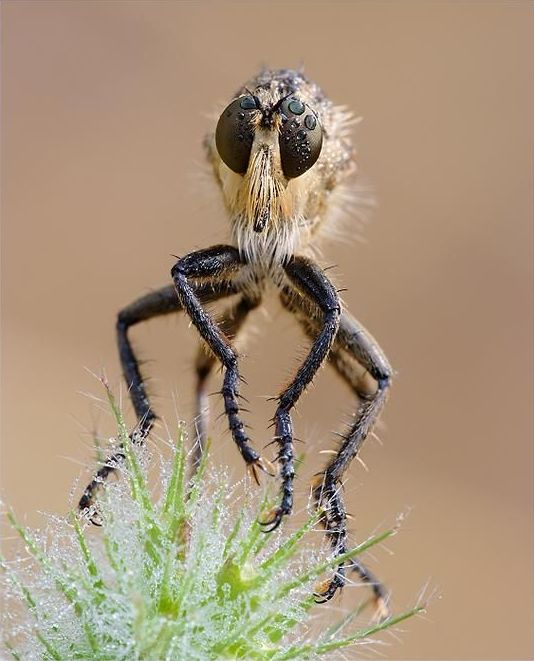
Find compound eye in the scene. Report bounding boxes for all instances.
[278,97,323,179]
[215,95,258,174]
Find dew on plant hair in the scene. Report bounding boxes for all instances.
[2,417,423,660]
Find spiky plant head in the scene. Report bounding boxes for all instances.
[1,385,424,660]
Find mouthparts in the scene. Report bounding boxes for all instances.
[253,208,269,233]
[247,144,281,234]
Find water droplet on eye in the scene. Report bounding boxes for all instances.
[288,99,305,115]
[290,120,300,130]
[240,96,256,110]
[239,112,246,119]
[297,130,306,140]
[304,114,317,130]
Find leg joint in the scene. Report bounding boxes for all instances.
[171,246,243,281]
[116,310,129,331]
[223,352,238,370]
[170,260,187,281]
[324,302,342,318]
[377,371,392,392]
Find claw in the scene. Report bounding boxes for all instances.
[371,595,391,623]
[313,574,344,603]
[258,506,285,533]
[256,456,276,476]
[248,462,262,486]
[79,501,103,527]
[78,484,104,526]
[248,456,276,484]
[89,512,103,527]
[310,472,325,491]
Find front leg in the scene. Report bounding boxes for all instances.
[171,245,269,479]
[79,280,241,520]
[194,292,262,466]
[280,286,392,615]
[261,256,341,531]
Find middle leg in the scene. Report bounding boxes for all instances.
[280,287,392,616]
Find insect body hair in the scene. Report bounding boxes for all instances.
[205,68,357,272]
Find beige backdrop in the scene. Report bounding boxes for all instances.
[2,2,533,659]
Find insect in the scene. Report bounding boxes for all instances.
[79,68,392,618]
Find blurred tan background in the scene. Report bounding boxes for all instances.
[2,2,533,659]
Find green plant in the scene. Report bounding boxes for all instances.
[1,384,424,660]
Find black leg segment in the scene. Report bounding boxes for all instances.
[280,287,392,617]
[78,276,243,519]
[260,256,341,532]
[171,245,270,479]
[194,291,262,463]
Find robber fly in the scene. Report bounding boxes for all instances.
[79,68,392,618]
